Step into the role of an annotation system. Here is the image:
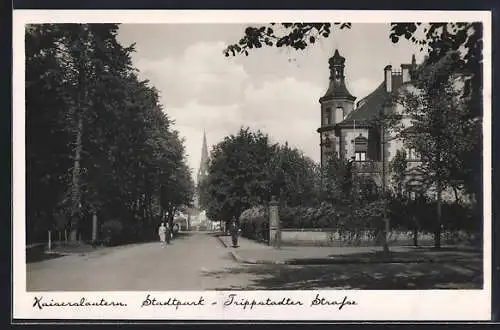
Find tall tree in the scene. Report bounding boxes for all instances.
[202,127,273,227]
[390,149,408,198]
[396,51,478,248]
[201,127,323,228]
[265,143,320,207]
[25,23,194,244]
[320,153,354,205]
[26,25,73,242]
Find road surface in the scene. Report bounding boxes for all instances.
[26,232,482,291]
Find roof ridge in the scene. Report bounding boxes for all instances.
[338,81,389,127]
[355,81,385,108]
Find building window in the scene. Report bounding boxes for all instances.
[355,151,367,161]
[408,148,420,160]
[322,133,332,147]
[353,134,368,161]
[335,107,344,123]
[324,108,335,125]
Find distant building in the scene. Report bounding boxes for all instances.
[190,130,212,230]
[317,49,463,201]
[197,130,210,188]
[193,130,209,209]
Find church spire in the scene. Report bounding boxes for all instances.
[197,130,209,185]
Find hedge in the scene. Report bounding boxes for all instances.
[239,199,479,243]
[239,206,269,242]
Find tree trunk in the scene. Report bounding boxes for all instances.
[69,114,83,243]
[69,25,90,244]
[412,215,419,247]
[452,185,461,204]
[167,206,176,231]
[380,124,390,255]
[435,180,442,249]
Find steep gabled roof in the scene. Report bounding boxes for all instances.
[337,74,403,128]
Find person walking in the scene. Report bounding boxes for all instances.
[230,219,239,248]
[158,222,167,248]
[165,223,171,244]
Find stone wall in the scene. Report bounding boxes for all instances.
[279,228,478,247]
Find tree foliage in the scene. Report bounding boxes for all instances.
[389,22,482,115]
[396,51,479,198]
[200,127,273,225]
[200,128,320,226]
[390,149,408,197]
[223,23,352,57]
[265,142,320,207]
[395,51,481,247]
[320,154,354,205]
[26,24,194,244]
[225,22,482,77]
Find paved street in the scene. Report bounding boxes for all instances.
[27,232,258,291]
[27,232,482,291]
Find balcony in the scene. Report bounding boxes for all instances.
[352,161,384,174]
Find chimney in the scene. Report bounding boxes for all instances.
[401,64,411,83]
[384,65,392,93]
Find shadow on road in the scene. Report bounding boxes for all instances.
[26,252,65,263]
[203,261,483,290]
[174,232,194,239]
[26,233,195,264]
[306,248,484,264]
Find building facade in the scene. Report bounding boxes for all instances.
[317,49,420,191]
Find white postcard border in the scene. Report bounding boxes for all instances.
[12,9,492,321]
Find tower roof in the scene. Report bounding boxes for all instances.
[320,49,356,102]
[331,49,345,65]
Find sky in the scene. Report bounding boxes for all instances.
[116,23,425,183]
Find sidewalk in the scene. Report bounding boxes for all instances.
[216,235,482,265]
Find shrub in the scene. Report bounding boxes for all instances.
[101,219,124,246]
[238,197,480,246]
[239,206,268,241]
[387,196,479,233]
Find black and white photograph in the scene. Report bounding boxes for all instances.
[13,10,492,321]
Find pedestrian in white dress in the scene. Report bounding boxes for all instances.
[158,222,167,247]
